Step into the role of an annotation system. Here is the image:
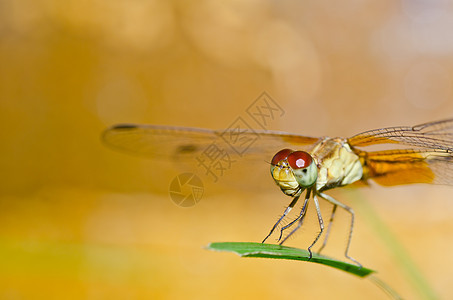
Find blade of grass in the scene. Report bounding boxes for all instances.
[206,242,374,277]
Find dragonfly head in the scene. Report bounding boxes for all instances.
[270,149,318,195]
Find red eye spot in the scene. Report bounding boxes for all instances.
[271,149,293,165]
[287,151,312,169]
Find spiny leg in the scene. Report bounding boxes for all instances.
[317,204,337,254]
[262,193,300,243]
[278,197,310,245]
[318,192,362,268]
[306,194,325,260]
[278,189,311,243]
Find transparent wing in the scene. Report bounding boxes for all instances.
[102,124,321,163]
[362,149,453,186]
[348,119,453,186]
[348,118,453,151]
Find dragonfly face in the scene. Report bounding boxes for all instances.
[270,149,318,197]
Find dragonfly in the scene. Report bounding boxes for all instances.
[102,118,453,267]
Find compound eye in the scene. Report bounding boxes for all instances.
[287,151,312,169]
[271,149,293,165]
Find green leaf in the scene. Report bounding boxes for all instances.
[206,242,374,278]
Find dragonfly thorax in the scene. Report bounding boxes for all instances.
[311,138,363,191]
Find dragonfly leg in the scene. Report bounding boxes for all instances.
[317,204,337,254]
[278,189,311,243]
[305,194,325,260]
[318,192,362,268]
[262,194,300,243]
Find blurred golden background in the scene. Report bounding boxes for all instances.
[2,0,453,299]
